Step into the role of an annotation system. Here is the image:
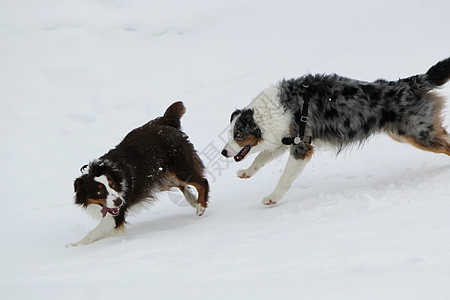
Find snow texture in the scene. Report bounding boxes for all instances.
[1,0,450,299]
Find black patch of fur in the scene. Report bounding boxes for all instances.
[426,57,450,86]
[233,109,262,139]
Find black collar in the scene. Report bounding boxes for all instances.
[282,135,312,145]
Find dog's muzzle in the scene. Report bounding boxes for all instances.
[101,206,120,217]
[233,145,251,162]
[100,198,123,218]
[221,145,251,162]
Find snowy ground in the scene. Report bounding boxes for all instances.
[1,0,450,299]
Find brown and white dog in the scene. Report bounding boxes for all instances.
[68,101,209,247]
[222,57,450,206]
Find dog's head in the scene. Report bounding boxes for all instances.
[221,108,263,162]
[74,161,126,218]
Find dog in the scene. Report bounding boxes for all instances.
[69,101,209,247]
[222,57,450,205]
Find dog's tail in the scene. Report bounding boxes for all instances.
[164,101,186,120]
[425,57,450,87]
[149,101,186,129]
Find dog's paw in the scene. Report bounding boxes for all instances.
[196,205,206,216]
[262,196,278,206]
[65,242,79,248]
[237,169,253,179]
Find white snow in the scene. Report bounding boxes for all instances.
[1,0,450,299]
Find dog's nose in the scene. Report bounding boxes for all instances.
[221,149,228,157]
[114,198,123,207]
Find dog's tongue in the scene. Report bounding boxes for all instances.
[101,206,109,218]
[100,206,120,218]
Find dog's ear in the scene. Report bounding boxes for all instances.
[80,164,89,174]
[230,109,242,123]
[74,177,84,193]
[89,164,105,177]
[240,109,254,123]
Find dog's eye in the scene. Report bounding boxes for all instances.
[235,132,245,141]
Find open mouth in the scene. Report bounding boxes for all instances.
[234,145,251,162]
[100,206,120,218]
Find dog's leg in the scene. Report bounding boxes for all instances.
[238,147,286,179]
[189,179,209,217]
[174,171,209,217]
[390,125,450,156]
[402,135,450,156]
[67,214,118,247]
[178,180,209,216]
[178,185,197,208]
[262,145,313,205]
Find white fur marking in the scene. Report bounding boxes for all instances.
[86,204,103,220]
[227,83,313,205]
[223,84,291,160]
[237,148,286,178]
[94,175,124,208]
[250,85,291,152]
[223,139,243,157]
[262,154,311,205]
[67,214,117,247]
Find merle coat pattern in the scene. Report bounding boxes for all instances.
[222,57,450,205]
[279,68,448,154]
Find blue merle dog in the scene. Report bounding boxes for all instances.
[222,57,450,205]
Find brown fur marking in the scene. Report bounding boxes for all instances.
[170,173,208,209]
[304,144,315,159]
[87,198,107,207]
[236,133,262,148]
[401,135,450,156]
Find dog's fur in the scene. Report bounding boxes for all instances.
[69,102,209,247]
[222,57,450,205]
